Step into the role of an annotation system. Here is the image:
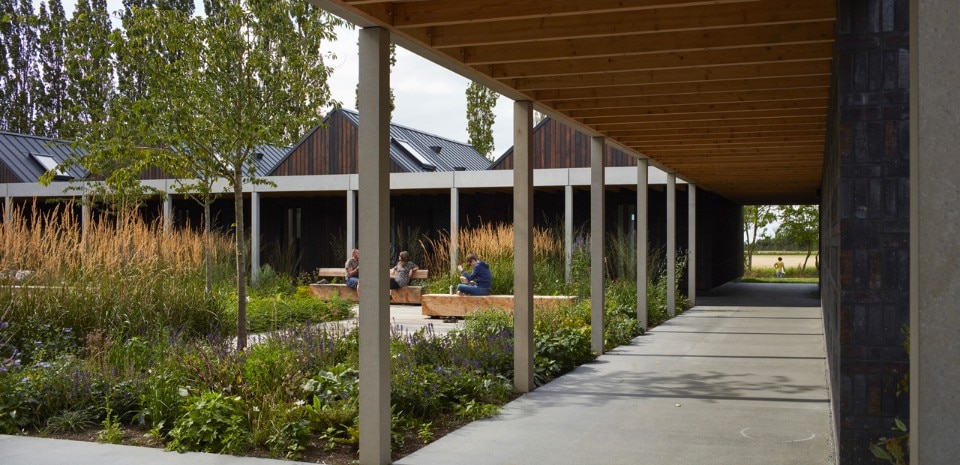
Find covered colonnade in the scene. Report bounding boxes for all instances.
[313,0,959,464]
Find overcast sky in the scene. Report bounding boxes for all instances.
[59,1,515,157]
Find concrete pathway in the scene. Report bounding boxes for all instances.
[1,282,834,465]
[397,282,833,465]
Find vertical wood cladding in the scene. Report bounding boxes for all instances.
[0,162,23,183]
[273,112,359,175]
[491,119,638,170]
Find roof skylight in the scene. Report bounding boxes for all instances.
[394,138,436,170]
[30,153,73,180]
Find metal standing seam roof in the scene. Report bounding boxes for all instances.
[338,109,490,172]
[0,130,286,182]
[0,131,86,182]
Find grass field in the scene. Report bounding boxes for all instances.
[750,253,812,269]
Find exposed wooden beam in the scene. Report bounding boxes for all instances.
[586,108,826,126]
[565,99,827,122]
[550,88,828,112]
[602,122,826,136]
[513,60,831,91]
[414,0,834,48]
[486,43,833,80]
[626,135,826,147]
[595,117,826,132]
[533,75,830,101]
[459,21,834,65]
[367,0,759,28]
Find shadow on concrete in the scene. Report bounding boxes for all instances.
[697,281,820,307]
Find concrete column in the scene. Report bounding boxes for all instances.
[81,196,90,243]
[163,194,173,235]
[564,184,573,284]
[590,137,606,354]
[666,173,676,316]
[636,160,648,329]
[687,184,696,307]
[346,189,356,261]
[250,191,261,284]
[450,187,459,274]
[3,195,11,223]
[513,100,535,393]
[911,0,960,462]
[357,26,391,465]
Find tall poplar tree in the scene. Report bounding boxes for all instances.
[35,0,68,137]
[63,0,113,138]
[465,81,498,159]
[2,0,41,134]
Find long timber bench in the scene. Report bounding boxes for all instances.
[420,294,578,318]
[308,267,429,305]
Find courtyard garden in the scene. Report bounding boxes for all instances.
[0,205,688,463]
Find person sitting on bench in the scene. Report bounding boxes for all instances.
[456,253,492,296]
[389,251,419,300]
[345,248,359,289]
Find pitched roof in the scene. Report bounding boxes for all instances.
[337,109,490,172]
[0,131,86,182]
[251,144,287,175]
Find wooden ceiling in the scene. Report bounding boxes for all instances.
[312,0,836,204]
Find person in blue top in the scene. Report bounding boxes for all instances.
[456,253,492,296]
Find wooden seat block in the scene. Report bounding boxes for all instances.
[309,283,358,302]
[391,286,423,305]
[421,294,577,318]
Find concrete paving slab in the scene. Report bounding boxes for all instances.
[396,283,834,465]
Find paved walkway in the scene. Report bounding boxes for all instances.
[1,282,834,465]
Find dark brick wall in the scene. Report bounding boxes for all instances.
[822,1,911,463]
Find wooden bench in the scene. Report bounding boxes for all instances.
[420,294,578,318]
[309,267,429,305]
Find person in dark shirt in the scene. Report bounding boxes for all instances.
[456,253,492,296]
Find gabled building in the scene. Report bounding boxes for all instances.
[0,131,84,183]
[271,108,490,175]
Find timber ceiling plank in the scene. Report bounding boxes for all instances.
[458,22,834,65]
[486,43,834,80]
[512,60,832,92]
[414,0,834,48]
[320,0,837,204]
[532,76,831,102]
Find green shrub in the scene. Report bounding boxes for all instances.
[534,327,595,382]
[168,391,250,454]
[246,292,352,333]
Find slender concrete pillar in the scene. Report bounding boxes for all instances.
[450,187,459,274]
[513,100,535,393]
[81,195,90,244]
[346,189,356,261]
[250,191,261,284]
[3,195,11,223]
[163,194,173,235]
[666,173,676,316]
[357,26,391,465]
[590,137,606,354]
[564,184,574,284]
[687,184,696,307]
[636,159,648,329]
[911,0,960,461]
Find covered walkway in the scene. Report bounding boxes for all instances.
[399,281,833,465]
[1,282,834,465]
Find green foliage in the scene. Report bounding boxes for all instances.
[534,327,595,382]
[869,418,908,465]
[776,205,819,272]
[168,392,249,454]
[465,82,499,158]
[42,408,98,435]
[454,399,500,421]
[245,291,352,333]
[96,405,125,444]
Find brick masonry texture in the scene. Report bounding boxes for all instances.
[823,0,911,463]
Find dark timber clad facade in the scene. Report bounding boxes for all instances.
[822,1,911,462]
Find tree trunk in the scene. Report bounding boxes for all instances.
[233,174,247,351]
[204,197,212,295]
